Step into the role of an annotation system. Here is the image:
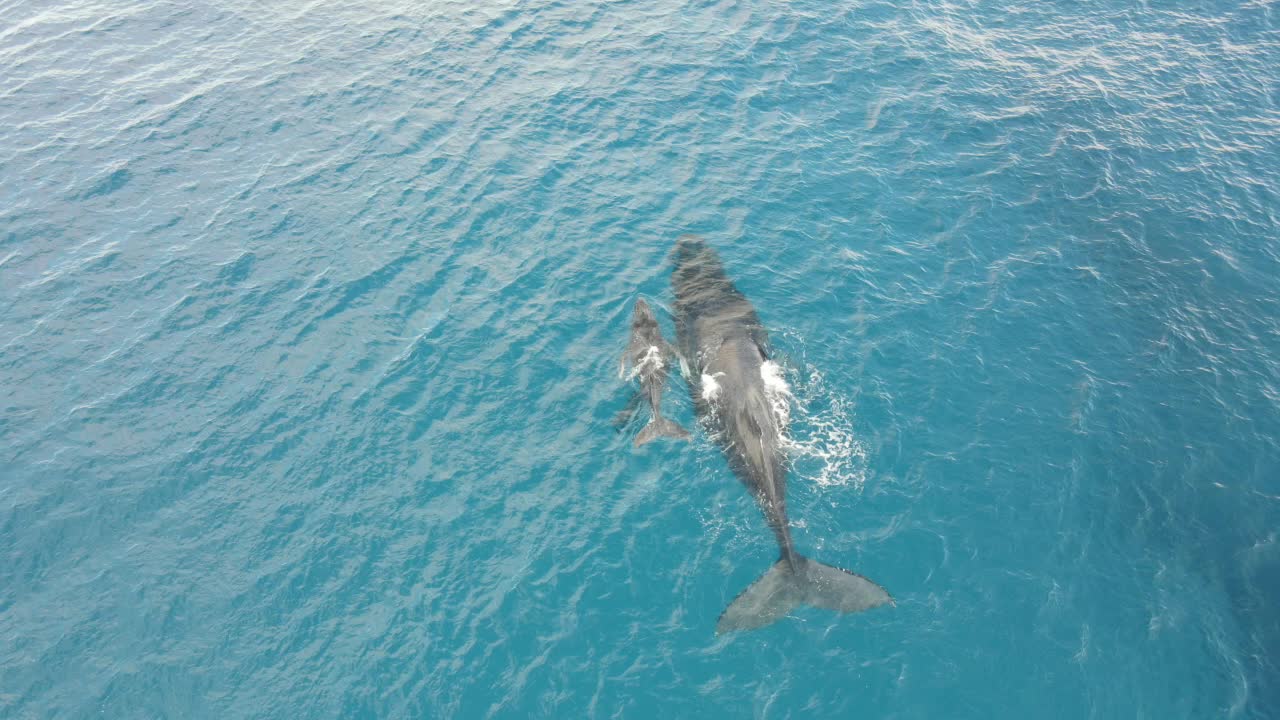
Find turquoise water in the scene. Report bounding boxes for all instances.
[2,0,1279,716]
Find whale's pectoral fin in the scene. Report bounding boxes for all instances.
[663,341,687,375]
[635,416,691,447]
[751,331,770,360]
[612,391,642,431]
[717,556,892,634]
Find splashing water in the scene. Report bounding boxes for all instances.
[625,345,664,380]
[760,360,794,430]
[778,363,869,490]
[700,372,724,403]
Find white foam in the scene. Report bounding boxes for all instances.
[628,345,664,380]
[760,360,793,430]
[701,372,723,402]
[760,360,790,392]
[776,364,867,489]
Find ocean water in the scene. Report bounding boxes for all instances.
[2,0,1279,717]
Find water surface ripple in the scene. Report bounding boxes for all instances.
[2,0,1278,717]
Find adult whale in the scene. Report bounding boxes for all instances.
[670,235,892,633]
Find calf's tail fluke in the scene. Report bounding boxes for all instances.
[716,555,892,633]
[634,416,691,447]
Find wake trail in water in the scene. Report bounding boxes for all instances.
[774,360,869,491]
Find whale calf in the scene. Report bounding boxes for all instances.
[670,235,892,632]
[619,298,690,447]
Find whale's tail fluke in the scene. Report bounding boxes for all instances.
[717,555,892,633]
[634,416,691,447]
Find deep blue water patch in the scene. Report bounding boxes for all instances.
[2,0,1278,717]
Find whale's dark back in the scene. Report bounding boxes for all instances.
[670,235,765,359]
[671,234,787,538]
